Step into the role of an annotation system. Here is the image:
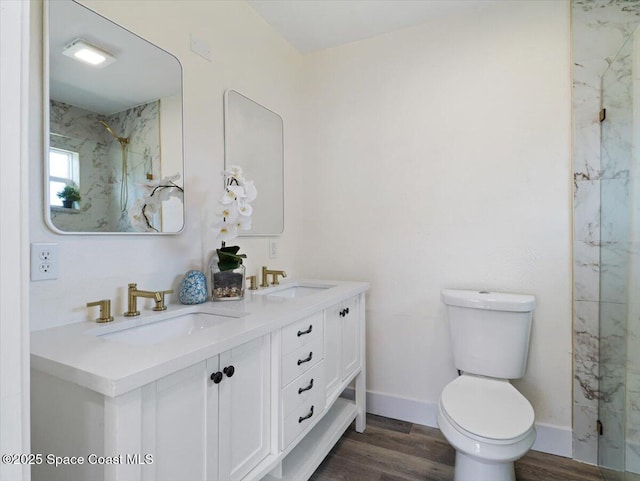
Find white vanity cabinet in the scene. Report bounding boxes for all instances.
[324,296,360,400]
[31,280,368,481]
[31,335,270,481]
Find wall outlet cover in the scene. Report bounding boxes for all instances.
[269,239,278,259]
[31,243,59,281]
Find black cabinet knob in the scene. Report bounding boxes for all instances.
[210,371,223,384]
[345,307,350,315]
[223,365,235,378]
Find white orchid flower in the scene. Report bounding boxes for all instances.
[130,173,184,233]
[235,215,252,231]
[243,180,257,202]
[129,198,156,232]
[215,221,238,242]
[138,173,182,194]
[224,165,244,180]
[212,165,256,242]
[237,200,253,217]
[220,184,244,204]
[144,197,162,214]
[155,187,174,202]
[139,172,181,187]
[213,202,239,224]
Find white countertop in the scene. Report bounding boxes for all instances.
[31,279,369,398]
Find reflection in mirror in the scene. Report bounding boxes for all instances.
[46,0,184,233]
[224,90,284,236]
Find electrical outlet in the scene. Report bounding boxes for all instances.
[269,239,278,259]
[31,243,59,281]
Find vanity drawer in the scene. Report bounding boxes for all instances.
[281,391,325,450]
[281,312,323,356]
[281,360,325,419]
[281,337,323,387]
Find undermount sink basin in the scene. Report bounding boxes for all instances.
[255,282,335,299]
[98,312,232,346]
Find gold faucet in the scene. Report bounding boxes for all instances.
[246,275,258,290]
[261,266,287,287]
[124,283,173,317]
[86,299,114,323]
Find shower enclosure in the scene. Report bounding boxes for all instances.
[599,25,640,481]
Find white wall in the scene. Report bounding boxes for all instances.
[30,0,305,330]
[298,0,573,434]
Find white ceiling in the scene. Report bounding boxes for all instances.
[49,0,181,116]
[247,0,502,54]
[49,1,500,114]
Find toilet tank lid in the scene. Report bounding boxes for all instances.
[441,289,536,312]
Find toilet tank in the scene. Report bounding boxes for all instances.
[441,289,536,379]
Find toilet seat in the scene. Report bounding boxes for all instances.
[440,375,535,442]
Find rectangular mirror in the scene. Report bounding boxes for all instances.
[224,90,284,236]
[45,0,184,234]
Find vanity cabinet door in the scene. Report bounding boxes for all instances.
[218,335,271,481]
[324,296,361,398]
[341,296,360,381]
[147,336,269,481]
[147,361,214,481]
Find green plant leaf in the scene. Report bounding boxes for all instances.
[216,247,246,271]
[219,245,241,255]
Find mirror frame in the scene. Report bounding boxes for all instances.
[43,0,186,235]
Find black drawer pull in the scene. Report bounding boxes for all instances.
[210,371,223,384]
[297,325,313,337]
[297,352,313,366]
[298,405,314,423]
[298,378,314,394]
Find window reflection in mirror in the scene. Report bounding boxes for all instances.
[46,0,184,234]
[49,147,79,208]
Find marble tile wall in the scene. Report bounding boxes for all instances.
[572,0,640,470]
[49,100,159,232]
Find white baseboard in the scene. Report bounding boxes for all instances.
[343,388,572,458]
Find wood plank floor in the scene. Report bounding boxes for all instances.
[310,414,604,481]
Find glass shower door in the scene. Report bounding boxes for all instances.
[598,26,638,481]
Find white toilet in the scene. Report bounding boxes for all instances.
[437,289,537,481]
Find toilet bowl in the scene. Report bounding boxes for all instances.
[438,289,537,481]
[437,374,536,481]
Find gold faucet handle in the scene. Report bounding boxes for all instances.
[87,299,114,323]
[246,275,258,290]
[152,290,173,311]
